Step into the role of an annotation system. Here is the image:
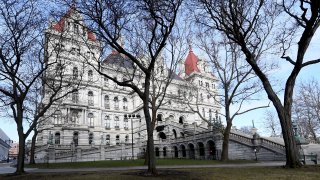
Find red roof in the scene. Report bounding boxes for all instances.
[51,6,97,42]
[184,46,200,75]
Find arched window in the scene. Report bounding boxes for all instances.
[54,132,60,145]
[88,91,93,105]
[72,89,79,103]
[172,129,177,139]
[88,113,94,127]
[114,97,119,109]
[88,70,93,81]
[106,134,110,145]
[179,116,184,124]
[73,67,78,79]
[157,114,162,121]
[114,116,119,129]
[104,95,110,109]
[125,135,129,142]
[116,135,120,145]
[123,98,128,110]
[89,133,93,145]
[105,115,110,129]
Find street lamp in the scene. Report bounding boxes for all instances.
[124,114,141,160]
[254,148,257,161]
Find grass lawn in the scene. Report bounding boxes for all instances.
[26,159,256,169]
[2,166,320,180]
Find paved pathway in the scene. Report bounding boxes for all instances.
[0,161,286,174]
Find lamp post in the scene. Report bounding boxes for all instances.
[124,114,141,160]
[254,148,257,161]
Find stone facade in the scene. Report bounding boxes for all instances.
[36,7,223,161]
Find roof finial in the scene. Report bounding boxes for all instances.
[252,120,255,128]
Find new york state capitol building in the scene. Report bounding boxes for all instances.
[35,8,286,162]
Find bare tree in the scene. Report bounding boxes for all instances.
[0,0,81,174]
[186,36,268,161]
[195,0,320,167]
[293,79,320,142]
[61,0,184,175]
[263,109,281,137]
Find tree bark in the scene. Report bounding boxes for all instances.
[16,128,26,174]
[221,121,232,161]
[29,129,38,165]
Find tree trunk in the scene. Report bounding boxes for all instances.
[16,130,26,174]
[29,130,38,164]
[221,121,232,161]
[279,111,301,168]
[142,99,157,175]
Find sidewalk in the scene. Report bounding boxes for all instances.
[0,161,286,174]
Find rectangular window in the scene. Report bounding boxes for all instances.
[74,24,79,34]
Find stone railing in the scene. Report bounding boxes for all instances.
[259,138,285,152]
[229,132,286,154]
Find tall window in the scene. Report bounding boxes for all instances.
[88,113,94,127]
[209,109,213,121]
[53,110,62,124]
[71,111,78,124]
[125,135,129,142]
[73,67,78,79]
[114,97,119,110]
[116,135,120,145]
[104,95,110,109]
[105,115,110,129]
[202,108,205,118]
[73,23,79,34]
[73,132,79,146]
[123,98,128,110]
[88,70,93,81]
[200,93,203,102]
[89,133,93,145]
[72,89,79,103]
[124,119,128,129]
[106,134,110,145]
[54,132,60,145]
[88,91,94,105]
[114,116,119,129]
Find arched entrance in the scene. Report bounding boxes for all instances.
[188,143,195,159]
[207,140,217,160]
[198,142,205,158]
[180,144,186,158]
[155,147,160,157]
[163,147,167,157]
[173,146,178,158]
